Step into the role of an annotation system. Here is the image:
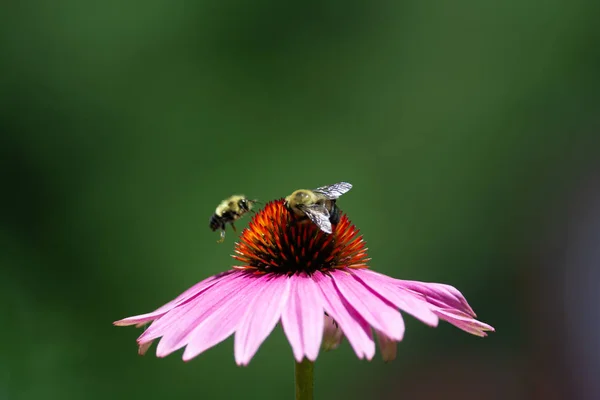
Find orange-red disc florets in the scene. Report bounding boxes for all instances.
[232,199,370,275]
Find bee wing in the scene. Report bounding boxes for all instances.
[312,182,353,200]
[298,204,333,234]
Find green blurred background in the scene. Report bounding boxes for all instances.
[2,1,599,399]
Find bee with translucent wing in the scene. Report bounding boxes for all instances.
[284,182,353,234]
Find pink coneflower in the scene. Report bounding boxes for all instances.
[114,200,493,367]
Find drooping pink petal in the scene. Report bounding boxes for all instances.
[182,273,268,361]
[234,275,291,366]
[154,272,259,357]
[434,309,495,336]
[394,279,494,336]
[138,341,153,356]
[138,271,245,346]
[331,270,405,341]
[313,272,375,360]
[113,270,236,327]
[347,300,378,353]
[396,280,476,317]
[376,330,397,362]
[281,274,324,362]
[351,269,439,327]
[322,315,343,351]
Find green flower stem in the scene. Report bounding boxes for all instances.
[295,358,314,400]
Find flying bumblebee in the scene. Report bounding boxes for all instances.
[209,195,257,243]
[284,182,352,234]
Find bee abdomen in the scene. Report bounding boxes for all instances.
[329,203,342,225]
[209,214,224,231]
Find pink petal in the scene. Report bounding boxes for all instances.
[138,341,153,356]
[322,315,343,351]
[281,274,325,362]
[234,275,291,366]
[313,272,375,360]
[434,309,495,336]
[154,272,258,357]
[138,271,244,347]
[113,270,235,327]
[394,279,494,335]
[376,330,397,362]
[182,273,267,361]
[331,270,405,341]
[396,280,476,317]
[351,269,439,327]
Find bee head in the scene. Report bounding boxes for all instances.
[238,198,257,212]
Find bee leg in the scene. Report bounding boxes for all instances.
[217,230,226,243]
[231,223,237,232]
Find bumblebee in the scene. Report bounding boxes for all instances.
[209,195,256,243]
[284,182,352,234]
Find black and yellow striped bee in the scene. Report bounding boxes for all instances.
[284,182,352,234]
[209,195,257,243]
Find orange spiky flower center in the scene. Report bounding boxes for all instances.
[232,199,370,275]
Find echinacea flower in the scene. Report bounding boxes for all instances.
[114,200,493,366]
